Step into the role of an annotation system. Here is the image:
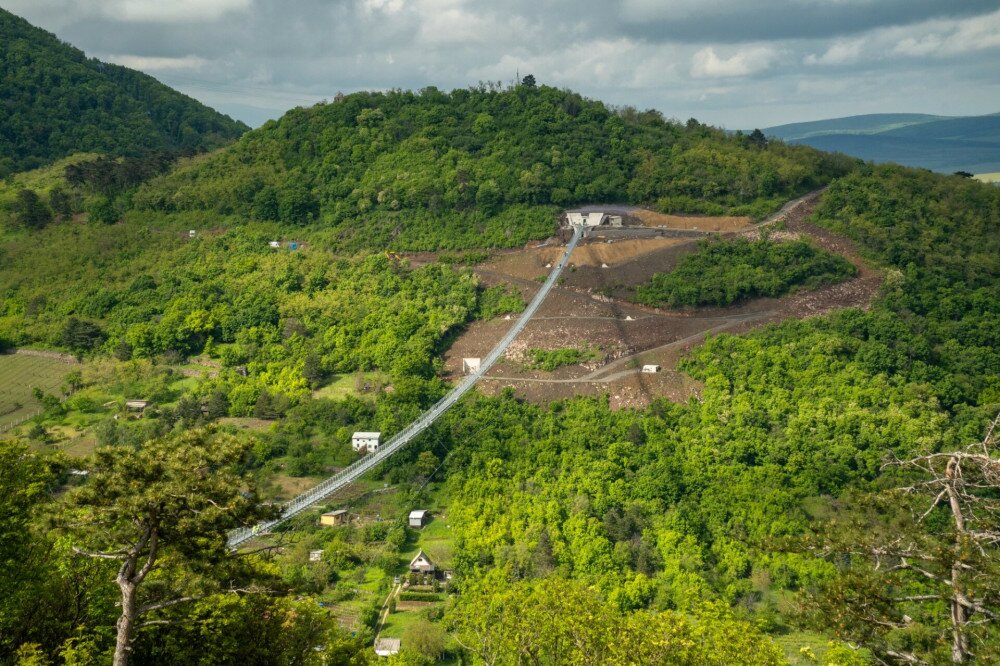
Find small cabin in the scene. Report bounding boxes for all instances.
[409,509,430,528]
[320,509,349,526]
[641,365,661,374]
[462,358,481,375]
[374,638,401,657]
[188,229,196,238]
[309,550,323,562]
[409,549,436,574]
[268,241,280,248]
[352,432,381,453]
[125,399,149,411]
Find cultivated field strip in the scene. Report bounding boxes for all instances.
[0,353,73,430]
[227,226,584,547]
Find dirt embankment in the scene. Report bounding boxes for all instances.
[632,209,751,231]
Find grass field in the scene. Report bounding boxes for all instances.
[312,372,389,401]
[0,353,75,430]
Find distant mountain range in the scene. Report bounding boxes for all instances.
[763,113,1000,175]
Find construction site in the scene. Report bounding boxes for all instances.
[444,193,883,409]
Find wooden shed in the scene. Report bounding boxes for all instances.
[320,509,349,526]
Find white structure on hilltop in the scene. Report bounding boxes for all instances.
[641,365,661,373]
[352,431,381,453]
[565,212,624,227]
[462,358,481,374]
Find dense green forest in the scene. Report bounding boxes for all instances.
[635,236,857,307]
[0,8,247,176]
[2,159,997,663]
[124,83,855,250]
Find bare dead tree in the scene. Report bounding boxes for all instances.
[798,412,1000,666]
[878,411,1000,664]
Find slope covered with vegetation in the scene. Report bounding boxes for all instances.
[129,82,855,250]
[635,236,857,307]
[0,8,247,176]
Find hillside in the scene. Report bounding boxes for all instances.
[0,8,248,177]
[764,112,1000,174]
[129,84,855,250]
[764,113,949,139]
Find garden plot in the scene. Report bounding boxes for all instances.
[0,352,75,429]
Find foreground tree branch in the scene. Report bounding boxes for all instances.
[805,411,1000,665]
[63,428,277,666]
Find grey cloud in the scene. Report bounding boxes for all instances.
[616,0,1000,42]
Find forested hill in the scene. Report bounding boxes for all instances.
[0,8,248,177]
[132,82,856,250]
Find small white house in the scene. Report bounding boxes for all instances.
[409,549,436,574]
[188,229,196,238]
[641,365,661,374]
[352,431,381,453]
[268,240,281,248]
[309,550,323,562]
[462,358,481,375]
[409,509,430,528]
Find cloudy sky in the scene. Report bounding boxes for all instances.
[6,0,1000,128]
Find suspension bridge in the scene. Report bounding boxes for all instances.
[227,225,584,547]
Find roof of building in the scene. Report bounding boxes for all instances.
[352,431,381,438]
[374,638,401,656]
[409,549,434,567]
[322,509,348,517]
[409,509,429,519]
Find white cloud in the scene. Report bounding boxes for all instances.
[417,5,494,46]
[890,8,1000,57]
[106,54,208,70]
[804,39,865,65]
[691,46,777,78]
